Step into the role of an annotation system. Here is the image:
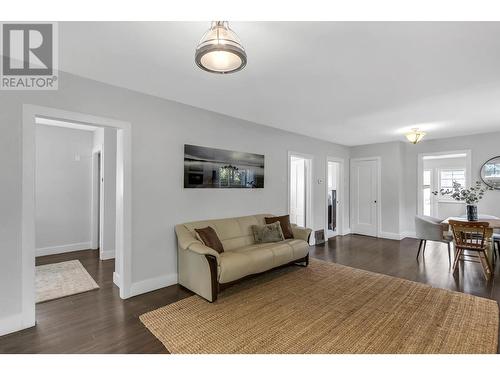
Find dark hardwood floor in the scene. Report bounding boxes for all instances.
[0,235,499,353]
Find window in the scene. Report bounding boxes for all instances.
[439,169,466,200]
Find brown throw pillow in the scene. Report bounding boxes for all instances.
[194,226,224,254]
[265,215,294,239]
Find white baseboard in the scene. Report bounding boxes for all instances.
[400,231,417,239]
[379,231,418,240]
[378,231,403,240]
[100,249,115,260]
[36,242,92,257]
[113,272,121,288]
[342,228,352,235]
[0,313,34,337]
[129,273,178,298]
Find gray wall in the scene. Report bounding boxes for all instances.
[0,71,350,325]
[35,125,94,251]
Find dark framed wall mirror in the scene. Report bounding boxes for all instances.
[480,156,500,190]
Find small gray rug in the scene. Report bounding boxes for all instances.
[36,260,99,303]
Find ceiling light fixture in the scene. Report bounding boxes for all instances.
[405,128,426,144]
[195,21,247,74]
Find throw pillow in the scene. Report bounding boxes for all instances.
[252,222,285,243]
[265,215,294,239]
[194,226,224,254]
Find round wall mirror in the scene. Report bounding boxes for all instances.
[480,156,500,190]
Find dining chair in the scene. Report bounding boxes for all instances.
[476,215,500,261]
[414,215,453,264]
[449,220,494,280]
[458,214,500,261]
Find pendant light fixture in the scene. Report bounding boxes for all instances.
[405,128,426,144]
[195,21,247,74]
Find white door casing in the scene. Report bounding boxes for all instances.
[19,104,132,337]
[287,151,313,235]
[290,157,306,227]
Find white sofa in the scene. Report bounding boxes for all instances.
[175,214,312,302]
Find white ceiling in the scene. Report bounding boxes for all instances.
[59,22,500,146]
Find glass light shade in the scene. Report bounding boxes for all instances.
[405,128,426,144]
[195,21,247,74]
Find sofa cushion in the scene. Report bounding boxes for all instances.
[265,215,294,239]
[252,222,285,243]
[219,247,274,283]
[194,226,224,254]
[268,241,295,266]
[283,239,309,259]
[218,239,309,283]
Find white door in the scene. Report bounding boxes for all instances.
[351,159,378,237]
[290,157,306,227]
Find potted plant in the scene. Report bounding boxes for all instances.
[433,180,493,221]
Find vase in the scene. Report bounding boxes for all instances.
[466,204,478,221]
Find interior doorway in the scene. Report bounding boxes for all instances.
[33,117,117,305]
[326,158,342,238]
[21,104,132,332]
[288,152,313,229]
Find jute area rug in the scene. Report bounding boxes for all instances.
[36,260,99,303]
[140,259,499,353]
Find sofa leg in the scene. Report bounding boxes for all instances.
[204,254,219,302]
[295,254,309,267]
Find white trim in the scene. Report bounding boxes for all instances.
[90,145,103,250]
[417,149,471,216]
[113,272,121,288]
[324,157,345,238]
[287,151,314,237]
[100,249,115,260]
[378,231,403,240]
[349,156,382,238]
[129,273,178,297]
[21,106,36,332]
[0,313,32,337]
[401,231,417,239]
[36,242,92,257]
[36,117,99,132]
[21,104,133,335]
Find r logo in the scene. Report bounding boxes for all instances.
[2,23,53,76]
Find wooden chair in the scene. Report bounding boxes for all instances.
[449,220,494,280]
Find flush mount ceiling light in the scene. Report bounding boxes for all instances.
[195,21,247,74]
[405,128,426,144]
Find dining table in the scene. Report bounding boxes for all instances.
[441,216,500,229]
